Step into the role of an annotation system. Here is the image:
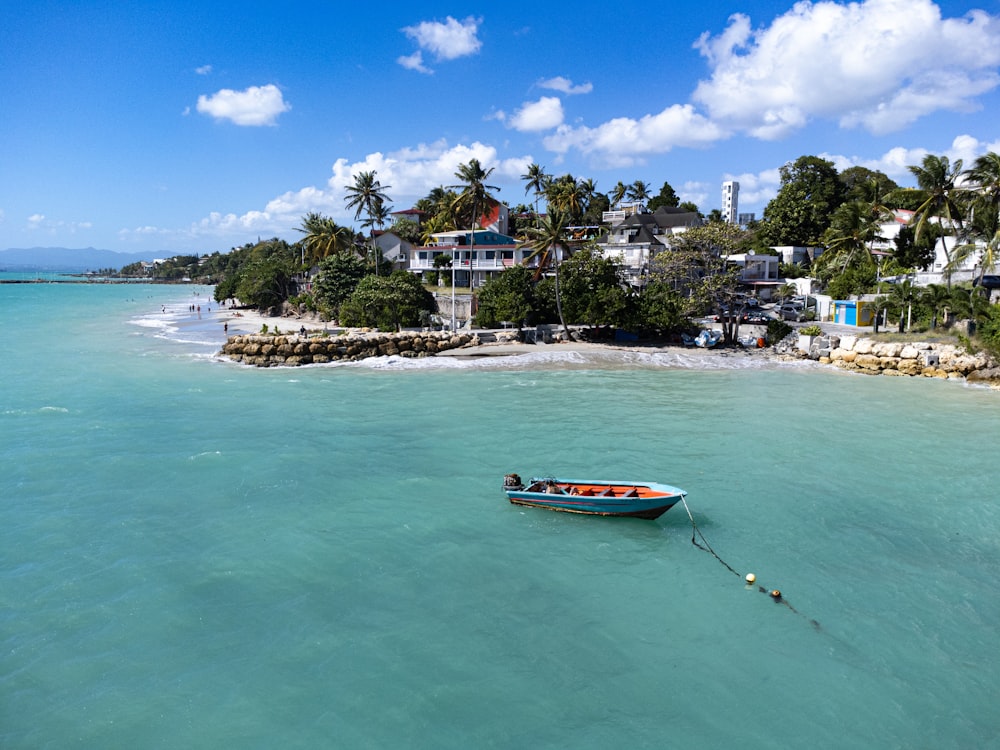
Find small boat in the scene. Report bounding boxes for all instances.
[694,329,722,348]
[502,474,686,520]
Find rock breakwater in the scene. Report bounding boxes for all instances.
[784,333,1000,386]
[220,331,477,367]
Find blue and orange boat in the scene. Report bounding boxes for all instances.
[502,474,686,520]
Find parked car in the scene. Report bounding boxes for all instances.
[973,275,1000,289]
[713,307,740,322]
[777,303,805,322]
[743,309,772,324]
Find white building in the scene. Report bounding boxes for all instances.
[722,181,739,225]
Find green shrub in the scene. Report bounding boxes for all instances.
[799,324,823,336]
[766,319,793,344]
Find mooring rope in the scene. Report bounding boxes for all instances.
[680,495,740,577]
[679,496,820,631]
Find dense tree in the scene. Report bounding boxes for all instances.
[893,223,939,270]
[338,271,436,331]
[839,166,898,203]
[311,252,369,319]
[649,223,750,342]
[473,265,536,329]
[646,180,681,211]
[759,155,846,247]
[556,245,633,329]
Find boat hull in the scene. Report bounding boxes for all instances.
[503,477,685,520]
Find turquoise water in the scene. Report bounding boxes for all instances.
[3,278,1000,749]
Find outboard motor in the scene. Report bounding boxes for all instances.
[503,473,524,491]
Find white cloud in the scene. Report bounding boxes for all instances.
[196,84,290,126]
[195,64,212,75]
[397,51,431,74]
[542,104,728,168]
[692,0,1000,138]
[400,16,482,72]
[509,97,564,132]
[538,76,593,95]
[172,141,533,242]
[25,213,93,233]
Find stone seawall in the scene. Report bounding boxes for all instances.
[220,331,477,367]
[790,333,1000,386]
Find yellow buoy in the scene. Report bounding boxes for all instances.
[745,573,756,584]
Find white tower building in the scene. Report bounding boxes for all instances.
[722,181,739,224]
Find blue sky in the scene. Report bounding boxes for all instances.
[3,0,1000,255]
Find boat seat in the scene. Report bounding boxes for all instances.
[623,488,638,498]
[597,488,614,497]
[578,488,594,496]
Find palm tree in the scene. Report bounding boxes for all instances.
[818,200,883,276]
[960,151,1000,284]
[345,170,392,272]
[627,179,651,205]
[520,209,573,339]
[521,163,548,226]
[450,159,500,291]
[545,174,586,223]
[295,212,352,266]
[902,154,967,288]
[450,158,500,230]
[920,283,952,329]
[888,279,919,333]
[609,181,628,208]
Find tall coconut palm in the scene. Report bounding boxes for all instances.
[818,200,883,275]
[345,170,392,272]
[904,154,967,288]
[609,181,628,208]
[450,158,500,230]
[545,174,586,224]
[627,179,651,204]
[960,151,1000,284]
[520,209,573,339]
[521,163,548,226]
[450,159,500,291]
[296,212,352,266]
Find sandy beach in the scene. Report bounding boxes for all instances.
[207,303,777,359]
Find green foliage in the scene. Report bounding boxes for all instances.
[646,181,680,211]
[312,252,368,318]
[759,155,846,246]
[825,266,877,300]
[839,166,898,202]
[893,224,939,270]
[799,324,823,336]
[387,218,422,244]
[474,265,536,328]
[637,282,685,333]
[975,303,1000,360]
[338,271,437,331]
[766,319,793,344]
[556,246,634,327]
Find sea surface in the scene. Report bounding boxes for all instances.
[2,275,1000,749]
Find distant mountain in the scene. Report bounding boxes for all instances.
[0,247,161,272]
